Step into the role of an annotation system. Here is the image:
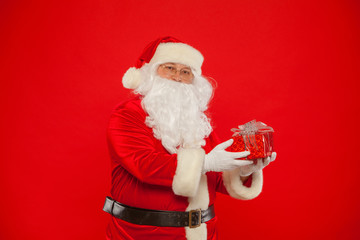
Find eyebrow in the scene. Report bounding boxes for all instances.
[165,63,191,69]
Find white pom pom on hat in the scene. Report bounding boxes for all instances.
[122,67,142,89]
[122,36,204,90]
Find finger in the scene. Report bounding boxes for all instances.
[227,151,251,159]
[233,160,253,167]
[214,139,234,150]
[263,157,270,166]
[270,152,277,162]
[256,158,264,167]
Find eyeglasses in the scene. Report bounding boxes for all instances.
[159,64,194,82]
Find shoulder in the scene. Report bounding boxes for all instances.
[109,96,147,123]
[113,96,142,111]
[113,96,145,114]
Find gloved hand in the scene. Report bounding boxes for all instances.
[203,139,253,173]
[238,152,277,176]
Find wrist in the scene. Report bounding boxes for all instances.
[240,175,250,182]
[202,154,210,174]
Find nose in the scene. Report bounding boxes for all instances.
[171,71,182,82]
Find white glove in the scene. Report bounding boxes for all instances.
[238,152,277,176]
[203,139,253,173]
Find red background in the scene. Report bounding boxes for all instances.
[1,0,360,239]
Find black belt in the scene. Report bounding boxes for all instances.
[103,196,215,228]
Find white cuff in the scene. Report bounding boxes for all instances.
[222,169,263,200]
[172,148,205,197]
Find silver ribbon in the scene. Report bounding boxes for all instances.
[231,120,274,151]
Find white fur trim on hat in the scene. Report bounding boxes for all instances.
[172,148,205,197]
[122,67,142,89]
[222,169,263,200]
[149,42,204,75]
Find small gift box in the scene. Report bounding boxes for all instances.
[230,120,274,160]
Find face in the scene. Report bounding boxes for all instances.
[156,62,194,84]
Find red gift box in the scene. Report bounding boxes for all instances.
[230,120,274,160]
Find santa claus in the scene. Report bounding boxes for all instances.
[103,36,276,240]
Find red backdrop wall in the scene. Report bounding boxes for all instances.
[1,0,360,239]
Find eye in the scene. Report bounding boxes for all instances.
[165,66,175,70]
[181,70,191,75]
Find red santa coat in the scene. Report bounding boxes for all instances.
[105,97,264,240]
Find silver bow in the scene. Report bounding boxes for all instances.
[231,120,274,151]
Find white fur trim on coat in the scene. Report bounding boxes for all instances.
[222,169,263,200]
[185,175,210,240]
[172,148,205,197]
[149,42,204,75]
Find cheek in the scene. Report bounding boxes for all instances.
[183,78,193,84]
[157,68,174,81]
[157,69,166,78]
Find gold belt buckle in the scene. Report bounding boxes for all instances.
[189,209,202,228]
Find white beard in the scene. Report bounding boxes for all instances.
[135,64,213,154]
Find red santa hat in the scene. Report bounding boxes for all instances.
[122,36,204,89]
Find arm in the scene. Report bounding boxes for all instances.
[107,100,203,197]
[220,153,277,200]
[221,170,263,200]
[202,134,262,199]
